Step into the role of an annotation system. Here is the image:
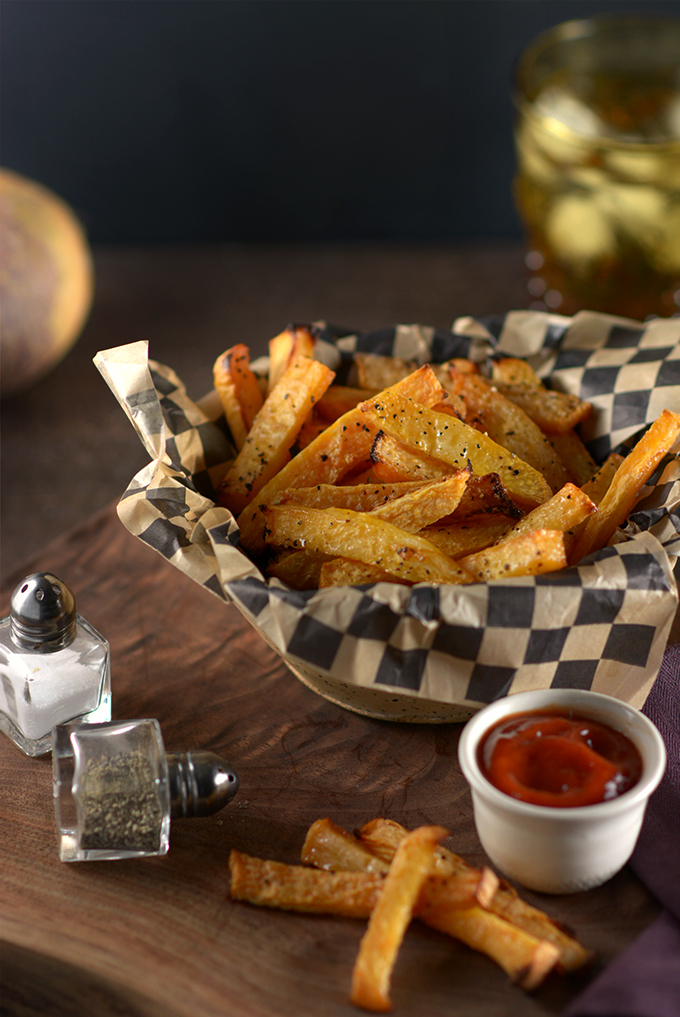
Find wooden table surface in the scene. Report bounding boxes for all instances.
[0,506,661,1017]
[0,243,661,1016]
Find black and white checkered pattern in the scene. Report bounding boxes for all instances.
[95,312,680,714]
[452,310,680,462]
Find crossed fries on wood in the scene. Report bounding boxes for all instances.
[229,818,593,1011]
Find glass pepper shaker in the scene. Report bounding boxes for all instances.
[0,573,111,756]
[52,718,240,861]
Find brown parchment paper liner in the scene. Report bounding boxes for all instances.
[94,311,680,723]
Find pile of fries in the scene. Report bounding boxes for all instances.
[213,326,680,589]
[229,817,592,1010]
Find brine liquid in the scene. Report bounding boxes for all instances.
[514,73,680,320]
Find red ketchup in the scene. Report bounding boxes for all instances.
[478,710,642,807]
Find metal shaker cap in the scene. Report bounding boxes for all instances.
[10,573,77,652]
[166,751,239,819]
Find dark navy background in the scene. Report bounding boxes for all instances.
[2,0,678,244]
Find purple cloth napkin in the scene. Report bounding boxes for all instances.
[564,642,680,1017]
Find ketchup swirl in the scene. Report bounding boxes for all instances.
[478,710,642,807]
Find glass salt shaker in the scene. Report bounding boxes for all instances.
[53,718,240,861]
[0,573,111,756]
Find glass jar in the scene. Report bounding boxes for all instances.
[53,718,239,861]
[0,573,111,756]
[513,15,680,320]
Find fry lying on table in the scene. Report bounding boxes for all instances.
[228,817,592,1012]
[213,327,680,588]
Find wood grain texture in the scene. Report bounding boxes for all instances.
[0,507,660,1017]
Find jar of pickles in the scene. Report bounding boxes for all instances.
[513,15,680,321]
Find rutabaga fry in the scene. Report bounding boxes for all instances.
[421,516,517,559]
[231,834,486,926]
[350,825,448,1012]
[445,472,523,521]
[218,354,335,515]
[266,549,333,589]
[213,344,264,451]
[369,471,470,532]
[548,429,598,486]
[235,365,446,553]
[237,412,379,553]
[570,409,680,564]
[262,505,476,586]
[417,905,560,993]
[267,325,317,394]
[580,453,626,506]
[490,357,543,387]
[496,483,596,544]
[487,381,593,434]
[458,529,567,581]
[273,480,433,513]
[447,368,571,493]
[301,818,391,875]
[351,352,418,390]
[229,850,385,917]
[301,819,490,912]
[370,429,455,482]
[302,818,564,991]
[358,819,592,974]
[362,394,553,510]
[319,558,408,588]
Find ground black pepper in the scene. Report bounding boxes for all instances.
[78,751,163,852]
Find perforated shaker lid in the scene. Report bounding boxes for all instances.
[10,573,77,652]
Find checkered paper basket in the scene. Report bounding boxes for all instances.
[95,310,680,723]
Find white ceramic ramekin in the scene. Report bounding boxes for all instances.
[458,688,666,894]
